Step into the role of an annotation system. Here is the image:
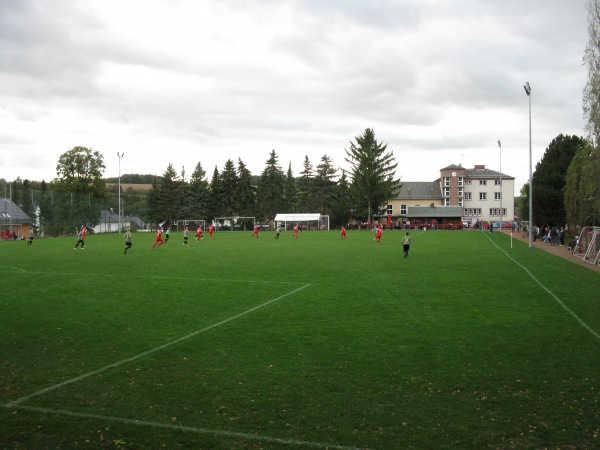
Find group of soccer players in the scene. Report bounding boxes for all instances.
[151,224,215,251]
[71,221,412,257]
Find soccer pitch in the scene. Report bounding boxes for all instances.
[1,229,599,449]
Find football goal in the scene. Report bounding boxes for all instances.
[213,217,256,232]
[572,226,600,265]
[174,219,206,232]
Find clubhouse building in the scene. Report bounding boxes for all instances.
[382,164,515,229]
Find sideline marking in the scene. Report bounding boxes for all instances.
[0,404,361,450]
[486,235,600,340]
[6,284,311,406]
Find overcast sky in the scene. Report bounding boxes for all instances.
[0,0,589,193]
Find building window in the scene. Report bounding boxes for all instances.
[479,180,487,186]
[465,180,472,185]
[495,180,502,186]
[400,204,407,215]
[458,198,463,207]
[386,204,393,215]
[479,192,487,201]
[444,176,450,186]
[464,192,472,201]
[444,198,450,206]
[458,177,464,186]
[494,192,501,201]
[444,187,450,197]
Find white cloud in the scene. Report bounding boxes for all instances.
[0,0,589,193]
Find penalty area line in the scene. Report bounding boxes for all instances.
[6,283,311,407]
[0,404,361,450]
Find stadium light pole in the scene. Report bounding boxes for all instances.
[117,152,125,233]
[524,82,532,247]
[498,140,502,232]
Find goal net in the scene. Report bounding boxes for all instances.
[213,217,256,232]
[572,226,600,265]
[174,219,206,232]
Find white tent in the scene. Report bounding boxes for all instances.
[274,213,329,230]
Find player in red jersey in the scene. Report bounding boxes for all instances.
[292,224,299,239]
[209,225,214,238]
[252,224,259,238]
[152,227,165,250]
[341,226,347,239]
[196,226,203,242]
[374,225,383,244]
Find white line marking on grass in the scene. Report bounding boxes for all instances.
[486,236,600,340]
[0,265,26,272]
[6,284,311,406]
[0,404,361,450]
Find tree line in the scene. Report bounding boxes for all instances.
[145,127,398,227]
[2,129,398,235]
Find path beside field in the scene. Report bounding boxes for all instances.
[502,230,600,273]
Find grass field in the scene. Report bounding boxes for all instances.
[1,229,599,449]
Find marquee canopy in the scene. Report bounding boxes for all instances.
[274,213,329,230]
[274,213,321,222]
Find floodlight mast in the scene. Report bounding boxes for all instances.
[117,152,125,233]
[523,82,532,248]
[498,140,502,233]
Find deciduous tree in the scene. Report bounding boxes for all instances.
[564,139,600,232]
[53,146,107,230]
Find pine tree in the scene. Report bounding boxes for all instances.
[207,166,221,219]
[256,150,285,221]
[188,162,210,219]
[345,128,398,223]
[219,159,239,217]
[283,162,297,213]
[315,154,338,215]
[296,155,316,212]
[156,164,180,225]
[236,159,256,216]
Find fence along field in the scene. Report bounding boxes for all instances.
[1,229,599,449]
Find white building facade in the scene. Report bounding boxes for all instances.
[442,164,515,226]
[387,164,515,227]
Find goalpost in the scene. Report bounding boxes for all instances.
[573,226,600,265]
[213,216,256,232]
[174,219,206,232]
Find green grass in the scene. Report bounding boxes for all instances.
[1,229,599,449]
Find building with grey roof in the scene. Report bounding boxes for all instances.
[381,164,515,228]
[1,198,33,238]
